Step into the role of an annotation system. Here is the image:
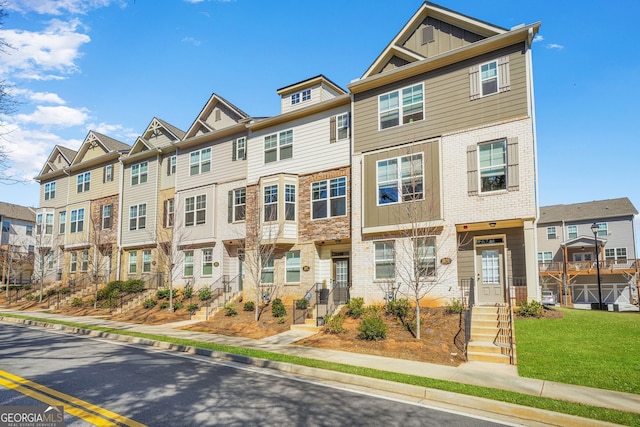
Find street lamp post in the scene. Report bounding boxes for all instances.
[590,223,604,311]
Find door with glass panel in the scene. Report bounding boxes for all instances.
[476,245,505,304]
[333,258,349,304]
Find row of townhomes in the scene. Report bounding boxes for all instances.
[34,3,543,309]
[0,202,36,285]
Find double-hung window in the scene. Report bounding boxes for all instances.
[537,252,553,264]
[77,172,90,193]
[190,148,211,175]
[264,185,278,222]
[374,241,395,280]
[164,199,174,228]
[264,130,293,163]
[285,251,300,283]
[605,248,627,261]
[81,250,88,272]
[261,256,274,283]
[129,251,137,274]
[416,237,436,277]
[567,225,578,239]
[70,208,84,233]
[285,184,296,221]
[378,84,423,129]
[70,252,77,273]
[595,223,607,236]
[337,114,349,140]
[377,153,424,205]
[143,250,152,273]
[59,211,66,234]
[44,182,56,200]
[233,137,246,161]
[36,214,42,234]
[480,60,498,96]
[131,162,148,185]
[312,177,346,219]
[26,225,33,236]
[104,165,113,182]
[202,249,213,275]
[233,189,246,221]
[168,156,176,176]
[102,204,112,229]
[185,195,206,226]
[129,204,147,230]
[184,251,194,277]
[478,140,506,193]
[47,251,54,269]
[45,213,53,234]
[546,226,557,240]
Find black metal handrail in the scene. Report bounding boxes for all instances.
[315,281,349,326]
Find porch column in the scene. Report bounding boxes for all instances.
[524,220,539,301]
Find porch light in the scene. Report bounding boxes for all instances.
[590,223,604,310]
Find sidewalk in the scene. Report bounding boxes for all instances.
[1,309,639,425]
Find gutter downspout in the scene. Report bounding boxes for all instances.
[116,158,125,281]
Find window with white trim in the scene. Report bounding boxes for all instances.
[285,184,296,221]
[45,213,53,235]
[546,226,557,240]
[70,252,77,273]
[377,153,424,205]
[480,60,498,96]
[233,188,246,222]
[190,148,211,175]
[47,251,54,269]
[168,156,176,176]
[129,203,147,231]
[164,199,174,228]
[478,140,506,193]
[36,214,42,234]
[605,247,627,261]
[59,211,66,234]
[77,172,90,193]
[312,177,346,219]
[416,237,436,277]
[264,130,293,163]
[102,204,112,230]
[285,251,300,283]
[291,92,300,105]
[264,185,278,222]
[302,89,311,102]
[336,113,349,140]
[378,83,424,129]
[291,89,311,105]
[595,222,607,236]
[234,137,246,161]
[81,249,88,272]
[537,251,553,263]
[202,249,213,276]
[184,251,194,277]
[104,165,114,182]
[26,224,33,236]
[44,182,56,200]
[131,161,148,185]
[185,195,206,226]
[70,208,84,233]
[143,250,152,273]
[129,251,137,274]
[261,256,274,283]
[567,225,577,239]
[374,241,395,280]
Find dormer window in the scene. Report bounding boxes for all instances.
[291,88,311,105]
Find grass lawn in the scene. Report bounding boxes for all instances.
[515,307,640,394]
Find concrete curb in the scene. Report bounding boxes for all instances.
[0,315,621,427]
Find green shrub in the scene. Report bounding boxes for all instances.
[122,279,145,293]
[357,306,387,341]
[323,314,346,334]
[346,297,365,318]
[143,299,157,309]
[243,301,255,311]
[174,301,184,310]
[516,300,544,318]
[445,298,464,314]
[386,298,410,319]
[71,297,83,307]
[25,294,35,301]
[182,285,193,299]
[24,285,32,291]
[44,288,57,298]
[60,287,71,295]
[271,298,286,318]
[295,298,309,310]
[186,303,199,314]
[198,287,212,302]
[159,301,169,309]
[156,288,176,300]
[224,303,238,316]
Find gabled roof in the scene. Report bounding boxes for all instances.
[184,93,250,139]
[71,131,130,166]
[0,201,35,222]
[361,1,507,79]
[539,198,638,224]
[36,144,77,178]
[128,118,185,156]
[560,235,607,248]
[276,74,346,96]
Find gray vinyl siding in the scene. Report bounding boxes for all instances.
[362,140,441,228]
[353,44,527,154]
[401,17,484,59]
[67,162,121,205]
[39,176,70,209]
[159,153,176,190]
[121,158,159,247]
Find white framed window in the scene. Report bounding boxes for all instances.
[546,226,557,239]
[81,249,89,272]
[26,224,33,236]
[285,184,296,221]
[416,237,436,277]
[233,137,246,161]
[605,248,627,261]
[168,156,176,176]
[70,208,84,233]
[336,113,349,140]
[102,204,112,230]
[143,250,152,273]
[377,153,424,205]
[70,252,77,273]
[291,89,311,105]
[190,148,211,175]
[291,92,300,105]
[567,225,577,239]
[36,213,42,234]
[537,251,553,263]
[264,130,293,163]
[129,251,137,274]
[45,213,53,235]
[261,256,274,283]
[480,60,498,96]
[184,251,194,277]
[77,172,90,193]
[131,161,148,185]
[164,198,174,228]
[312,177,346,219]
[378,83,423,129]
[285,251,300,283]
[264,185,278,222]
[374,241,395,280]
[595,222,607,236]
[233,189,246,222]
[478,140,506,193]
[59,211,66,234]
[202,249,213,276]
[302,88,311,102]
[129,204,147,231]
[185,195,206,226]
[47,251,54,269]
[104,165,114,182]
[44,182,56,200]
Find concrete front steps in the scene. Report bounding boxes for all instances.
[49,285,94,310]
[467,305,513,365]
[290,317,321,333]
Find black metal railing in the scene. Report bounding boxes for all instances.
[315,281,350,326]
[456,278,474,358]
[293,283,318,325]
[203,274,242,319]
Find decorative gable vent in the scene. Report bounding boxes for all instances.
[422,25,435,45]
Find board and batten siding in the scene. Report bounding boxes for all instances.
[246,106,351,184]
[353,43,528,154]
[120,158,159,247]
[400,16,484,60]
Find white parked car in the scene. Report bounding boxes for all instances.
[541,290,557,306]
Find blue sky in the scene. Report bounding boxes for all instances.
[0,0,638,226]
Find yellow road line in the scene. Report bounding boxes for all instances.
[0,369,146,427]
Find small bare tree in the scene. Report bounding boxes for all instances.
[88,201,117,308]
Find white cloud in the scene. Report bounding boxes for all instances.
[546,43,564,50]
[86,122,137,141]
[0,19,91,80]
[533,35,544,43]
[181,37,202,46]
[6,0,126,16]
[11,88,66,105]
[14,105,89,128]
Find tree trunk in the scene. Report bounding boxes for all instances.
[415,298,421,340]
